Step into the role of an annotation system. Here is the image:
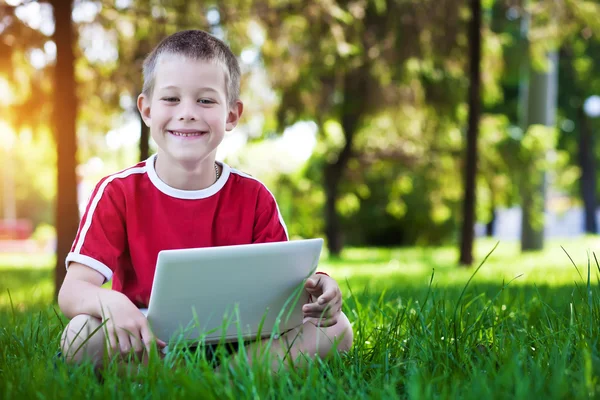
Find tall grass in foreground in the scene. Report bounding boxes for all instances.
[2,239,600,398]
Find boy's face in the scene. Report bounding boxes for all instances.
[137,55,242,166]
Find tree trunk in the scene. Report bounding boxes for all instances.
[323,117,355,257]
[459,0,482,266]
[52,0,79,300]
[323,68,366,256]
[578,106,597,234]
[485,208,495,237]
[324,162,346,256]
[139,116,150,161]
[520,51,558,251]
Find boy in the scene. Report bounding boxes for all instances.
[58,30,353,368]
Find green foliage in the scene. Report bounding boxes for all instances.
[0,127,57,228]
[273,171,326,241]
[4,0,600,250]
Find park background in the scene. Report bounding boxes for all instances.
[2,0,600,398]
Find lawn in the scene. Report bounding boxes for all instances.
[1,237,600,399]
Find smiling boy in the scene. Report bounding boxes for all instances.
[58,30,353,368]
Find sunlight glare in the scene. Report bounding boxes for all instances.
[44,41,56,62]
[14,2,54,36]
[248,21,265,46]
[280,121,318,163]
[105,117,140,150]
[241,48,259,65]
[0,120,16,150]
[80,24,118,64]
[72,1,101,23]
[207,8,220,25]
[28,49,47,69]
[115,0,133,9]
[0,76,15,106]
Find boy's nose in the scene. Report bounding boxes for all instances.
[177,102,199,121]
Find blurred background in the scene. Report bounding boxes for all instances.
[1,0,600,294]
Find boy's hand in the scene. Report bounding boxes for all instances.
[99,291,166,358]
[303,274,342,327]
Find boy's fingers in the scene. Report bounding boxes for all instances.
[140,322,167,350]
[305,297,341,312]
[316,312,339,327]
[140,324,153,352]
[106,327,120,356]
[304,304,331,317]
[117,331,133,355]
[311,302,342,319]
[131,334,144,354]
[305,278,316,288]
[303,302,325,313]
[304,276,322,294]
[128,327,145,353]
[317,287,338,304]
[319,316,338,327]
[123,326,144,354]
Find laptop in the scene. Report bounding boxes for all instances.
[145,238,323,345]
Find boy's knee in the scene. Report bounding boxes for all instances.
[61,314,104,364]
[314,312,353,358]
[334,312,353,352]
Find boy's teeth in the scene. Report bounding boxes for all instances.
[172,131,202,137]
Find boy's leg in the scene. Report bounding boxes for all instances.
[242,311,353,369]
[60,314,106,366]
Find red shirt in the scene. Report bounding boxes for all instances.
[66,154,288,307]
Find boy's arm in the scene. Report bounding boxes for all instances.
[58,262,124,319]
[58,262,166,354]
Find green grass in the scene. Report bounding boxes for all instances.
[2,237,600,398]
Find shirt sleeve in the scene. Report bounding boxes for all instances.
[65,177,127,283]
[252,184,289,243]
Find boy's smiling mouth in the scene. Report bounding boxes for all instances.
[168,129,208,137]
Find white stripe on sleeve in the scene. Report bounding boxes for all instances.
[65,253,114,282]
[68,167,146,277]
[73,167,145,254]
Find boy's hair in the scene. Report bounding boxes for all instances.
[142,30,241,107]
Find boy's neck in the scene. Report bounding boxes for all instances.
[153,153,220,191]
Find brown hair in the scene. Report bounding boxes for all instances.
[142,30,240,107]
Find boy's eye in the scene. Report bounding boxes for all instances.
[198,99,215,105]
[162,97,179,102]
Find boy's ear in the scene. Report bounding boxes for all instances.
[137,93,151,127]
[226,100,244,131]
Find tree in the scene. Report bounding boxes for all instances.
[485,0,600,247]
[459,0,482,266]
[250,0,468,255]
[577,104,597,233]
[557,36,600,235]
[51,0,79,298]
[518,0,560,252]
[520,52,558,251]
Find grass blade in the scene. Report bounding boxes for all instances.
[452,241,499,356]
